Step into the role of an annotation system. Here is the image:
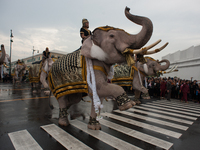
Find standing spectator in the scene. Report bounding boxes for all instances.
[166,78,173,100]
[160,78,166,99]
[196,83,200,103]
[181,80,190,103]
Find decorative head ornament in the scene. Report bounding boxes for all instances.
[82,18,88,25]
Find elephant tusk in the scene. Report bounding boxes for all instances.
[124,39,162,55]
[144,42,169,55]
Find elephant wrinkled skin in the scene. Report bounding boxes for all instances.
[49,7,155,130]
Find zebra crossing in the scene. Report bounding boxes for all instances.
[8,99,200,150]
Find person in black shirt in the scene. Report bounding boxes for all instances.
[80,18,91,43]
[42,47,50,63]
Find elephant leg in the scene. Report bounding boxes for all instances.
[32,83,37,93]
[87,96,102,130]
[40,72,50,95]
[58,94,82,126]
[94,72,135,111]
[140,86,150,99]
[134,90,141,105]
[58,95,70,126]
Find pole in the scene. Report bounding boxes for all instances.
[9,30,13,77]
[32,46,34,62]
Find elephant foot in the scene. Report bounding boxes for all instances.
[141,93,150,99]
[58,108,69,126]
[87,116,101,130]
[134,98,141,105]
[58,117,69,126]
[44,90,50,96]
[116,92,136,111]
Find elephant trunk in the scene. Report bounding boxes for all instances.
[158,59,170,71]
[0,45,6,65]
[125,7,153,49]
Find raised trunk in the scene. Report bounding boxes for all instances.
[125,7,153,49]
[158,59,170,71]
[0,45,6,65]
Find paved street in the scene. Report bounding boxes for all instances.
[0,82,200,150]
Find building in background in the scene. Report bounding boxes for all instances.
[162,45,200,80]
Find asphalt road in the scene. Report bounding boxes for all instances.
[0,82,200,150]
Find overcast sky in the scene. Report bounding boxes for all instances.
[1,0,200,62]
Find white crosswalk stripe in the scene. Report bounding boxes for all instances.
[133,105,197,120]
[155,100,200,110]
[139,104,200,117]
[149,102,200,114]
[128,107,193,125]
[8,130,42,150]
[41,124,92,150]
[101,112,182,138]
[113,109,189,130]
[8,99,199,150]
[98,118,173,150]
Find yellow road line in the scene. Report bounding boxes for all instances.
[0,88,45,91]
[0,96,54,103]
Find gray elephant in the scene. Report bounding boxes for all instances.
[13,62,26,85]
[40,57,54,95]
[29,57,54,94]
[29,62,42,93]
[47,7,157,130]
[0,44,10,65]
[112,56,170,104]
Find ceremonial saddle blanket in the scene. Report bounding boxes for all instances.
[48,50,87,99]
[111,64,134,87]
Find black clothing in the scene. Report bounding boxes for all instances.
[80,27,91,43]
[43,51,50,58]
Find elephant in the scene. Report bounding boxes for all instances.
[13,63,26,85]
[29,61,42,93]
[47,7,160,130]
[40,57,54,95]
[111,56,170,104]
[0,44,10,65]
[29,57,54,94]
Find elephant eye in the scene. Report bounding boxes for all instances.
[109,34,114,38]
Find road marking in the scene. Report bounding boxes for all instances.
[154,100,200,110]
[128,108,193,125]
[141,104,200,117]
[134,106,197,120]
[41,124,92,150]
[8,129,42,150]
[99,118,173,150]
[101,112,182,138]
[168,99,200,108]
[0,96,54,103]
[149,102,200,114]
[113,110,188,131]
[70,120,142,150]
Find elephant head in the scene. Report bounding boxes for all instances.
[0,44,6,65]
[81,7,153,64]
[137,57,170,76]
[0,44,10,66]
[43,57,54,73]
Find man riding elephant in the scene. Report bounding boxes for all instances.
[29,47,54,94]
[48,7,162,130]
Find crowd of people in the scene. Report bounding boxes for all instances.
[146,77,200,103]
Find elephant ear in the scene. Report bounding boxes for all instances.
[80,36,93,59]
[81,36,108,61]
